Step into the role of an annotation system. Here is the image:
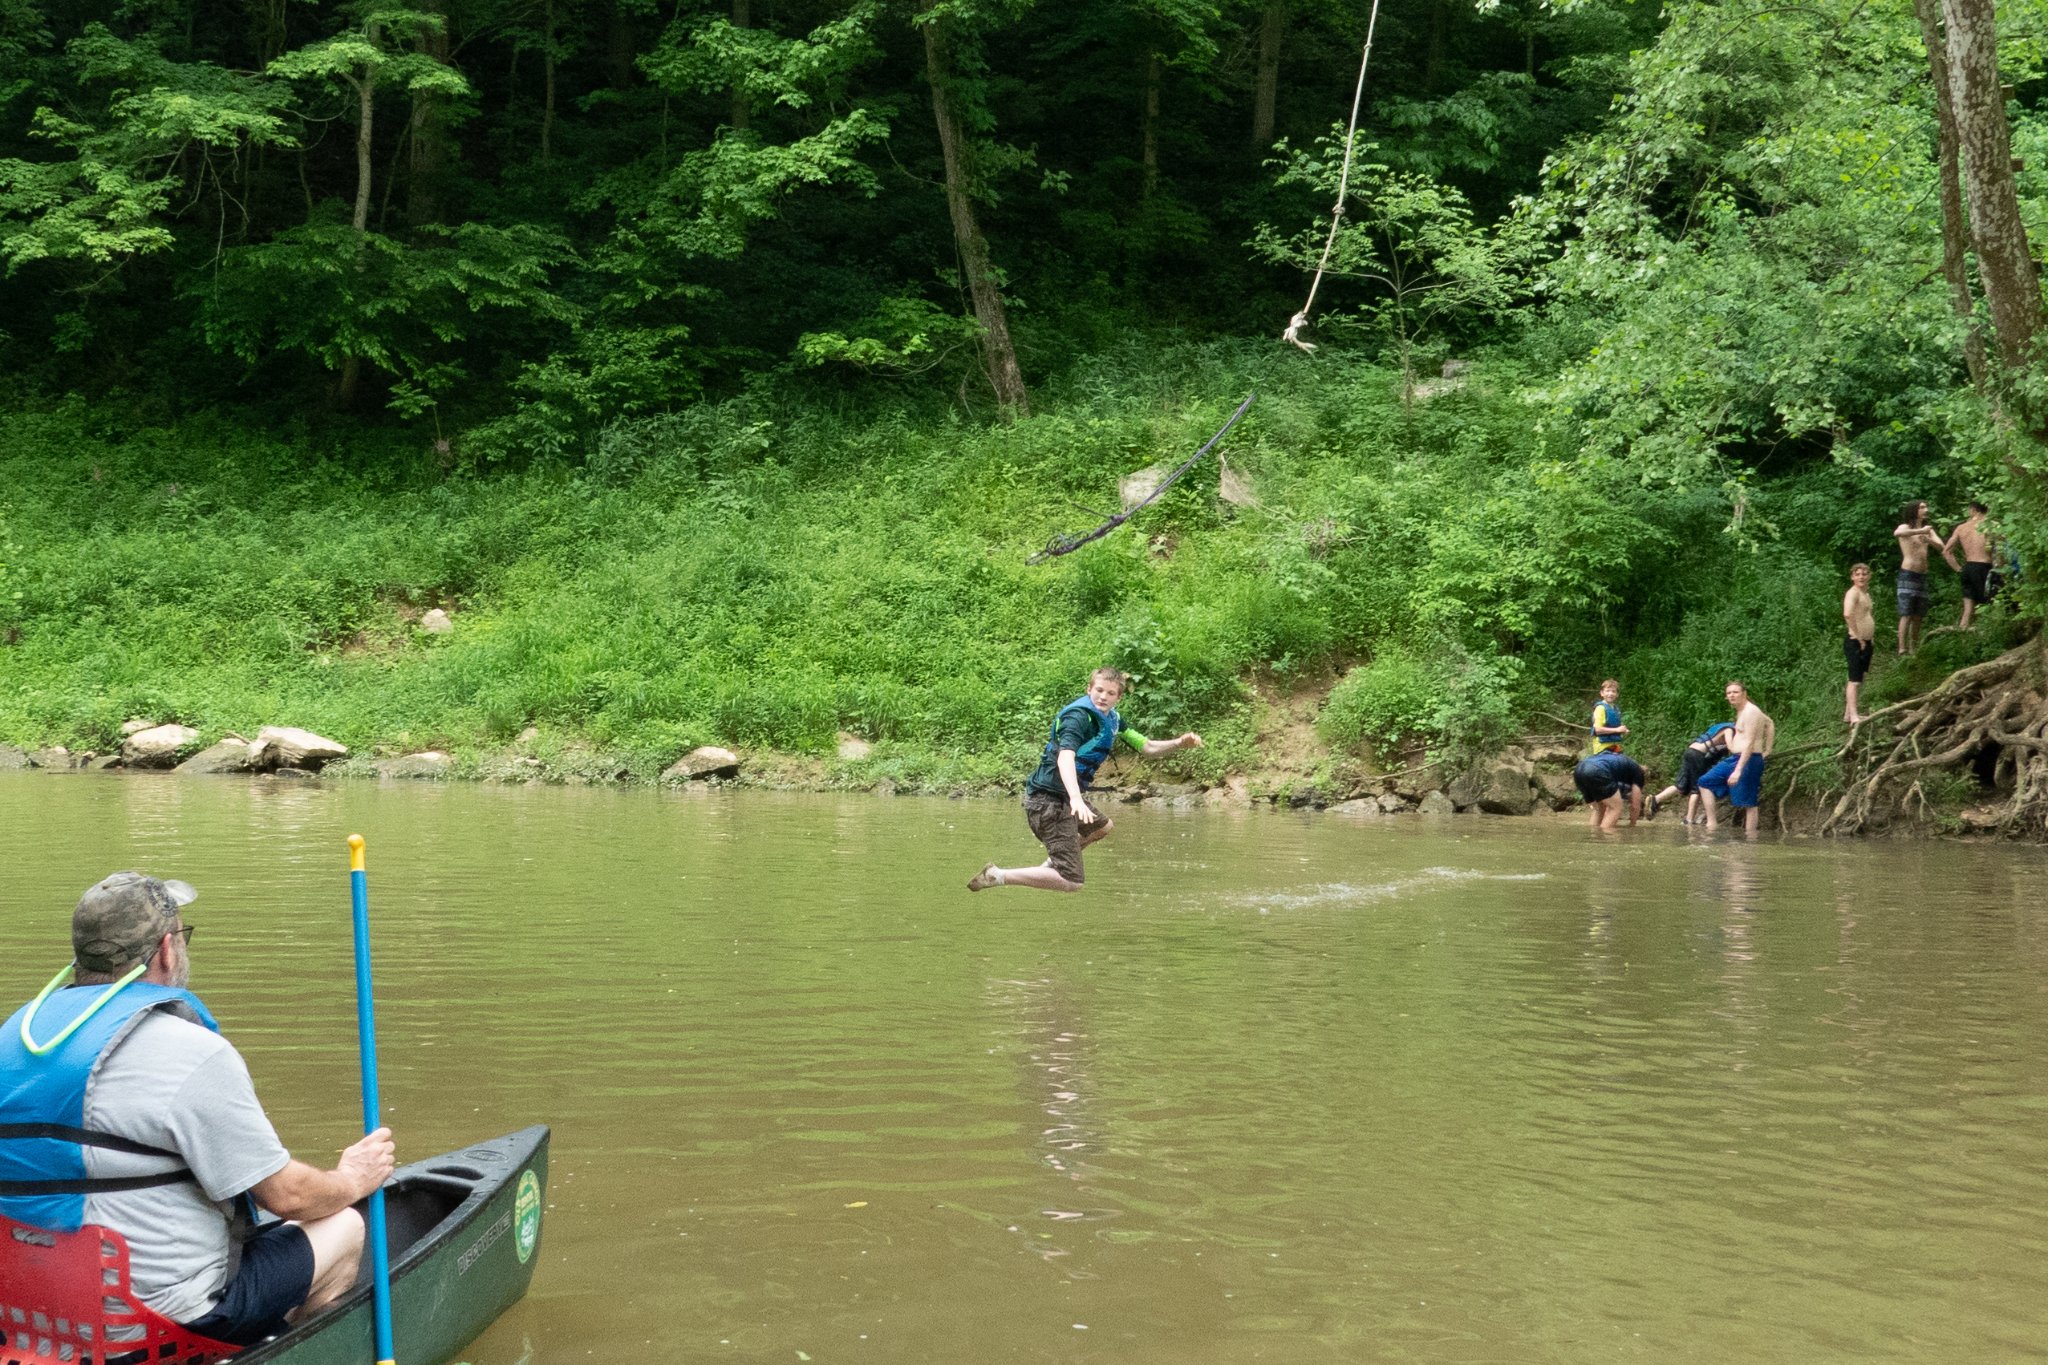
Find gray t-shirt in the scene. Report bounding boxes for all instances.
[79,1006,292,1322]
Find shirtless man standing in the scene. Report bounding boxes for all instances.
[1697,681,1775,835]
[1843,563,1875,724]
[1895,499,1959,655]
[1944,501,1997,630]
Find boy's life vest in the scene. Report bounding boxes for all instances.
[1044,695,1125,790]
[0,982,219,1232]
[1587,700,1624,756]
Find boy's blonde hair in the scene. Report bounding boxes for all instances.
[1091,667,1129,691]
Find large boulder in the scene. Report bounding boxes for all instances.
[1475,750,1537,816]
[1445,767,1486,810]
[256,726,347,770]
[1417,790,1456,815]
[662,746,740,782]
[1534,769,1580,812]
[1525,738,1582,767]
[420,608,454,635]
[378,751,453,780]
[176,738,269,775]
[1327,798,1382,819]
[121,724,200,769]
[1391,766,1445,801]
[29,746,73,769]
[119,718,159,737]
[0,744,31,770]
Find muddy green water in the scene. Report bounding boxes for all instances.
[3,773,2047,1364]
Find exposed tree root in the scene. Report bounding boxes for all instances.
[1821,637,2048,838]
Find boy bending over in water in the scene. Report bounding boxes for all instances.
[969,668,1202,893]
[1573,750,1646,832]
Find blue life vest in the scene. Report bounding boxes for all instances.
[1695,722,1735,747]
[0,983,219,1231]
[1044,695,1123,790]
[1587,701,1624,755]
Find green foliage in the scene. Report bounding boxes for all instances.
[198,220,581,411]
[1319,644,1516,755]
[1253,138,1541,390]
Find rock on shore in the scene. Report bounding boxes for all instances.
[662,746,741,782]
[257,726,348,770]
[121,724,200,769]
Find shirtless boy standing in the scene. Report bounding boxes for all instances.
[1697,681,1775,835]
[1843,563,1875,724]
[1944,502,1997,630]
[1895,500,1959,655]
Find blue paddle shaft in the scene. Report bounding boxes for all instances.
[350,858,396,1365]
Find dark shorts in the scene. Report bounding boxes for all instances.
[1961,560,1994,603]
[1698,754,1766,810]
[1572,761,1630,805]
[1843,635,1874,683]
[181,1221,315,1347]
[1023,791,1086,883]
[1675,746,1719,795]
[1896,569,1930,617]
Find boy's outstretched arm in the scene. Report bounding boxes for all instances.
[1140,733,1203,757]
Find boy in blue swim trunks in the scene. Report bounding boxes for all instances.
[1697,681,1775,834]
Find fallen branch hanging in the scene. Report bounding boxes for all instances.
[1029,392,1258,563]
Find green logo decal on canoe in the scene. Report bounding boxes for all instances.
[514,1169,542,1264]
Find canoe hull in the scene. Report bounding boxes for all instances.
[236,1126,549,1365]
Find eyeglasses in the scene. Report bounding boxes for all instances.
[142,924,196,969]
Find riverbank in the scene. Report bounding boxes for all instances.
[1,340,2009,833]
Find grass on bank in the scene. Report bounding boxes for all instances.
[0,340,1995,795]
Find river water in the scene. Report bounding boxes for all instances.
[2,772,2046,1363]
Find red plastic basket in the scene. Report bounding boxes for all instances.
[0,1214,240,1365]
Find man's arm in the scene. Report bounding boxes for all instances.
[1139,732,1202,757]
[1937,527,1962,570]
[249,1128,394,1223]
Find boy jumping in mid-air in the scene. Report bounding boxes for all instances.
[969,668,1203,893]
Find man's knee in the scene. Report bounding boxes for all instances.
[297,1207,366,1307]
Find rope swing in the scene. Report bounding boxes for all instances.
[1029,393,1259,562]
[1282,0,1384,353]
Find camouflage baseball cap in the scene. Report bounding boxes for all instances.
[72,872,197,974]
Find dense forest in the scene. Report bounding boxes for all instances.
[3,0,2047,823]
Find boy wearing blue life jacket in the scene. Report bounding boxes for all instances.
[969,668,1203,893]
[1586,678,1628,757]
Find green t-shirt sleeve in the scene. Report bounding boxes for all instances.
[1119,725,1147,751]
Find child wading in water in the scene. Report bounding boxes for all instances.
[1647,723,1734,824]
[969,668,1203,893]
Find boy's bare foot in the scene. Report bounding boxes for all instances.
[967,864,1001,892]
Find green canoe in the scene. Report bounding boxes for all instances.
[235,1126,550,1365]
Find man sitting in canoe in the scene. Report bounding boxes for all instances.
[0,872,396,1345]
[968,667,1204,892]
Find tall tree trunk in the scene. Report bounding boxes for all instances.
[542,0,557,166]
[1425,0,1445,89]
[339,35,378,408]
[1914,0,1990,388]
[922,10,1030,416]
[731,0,751,131]
[1252,0,1283,147]
[1941,0,2040,371]
[1141,54,1161,197]
[406,0,453,224]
